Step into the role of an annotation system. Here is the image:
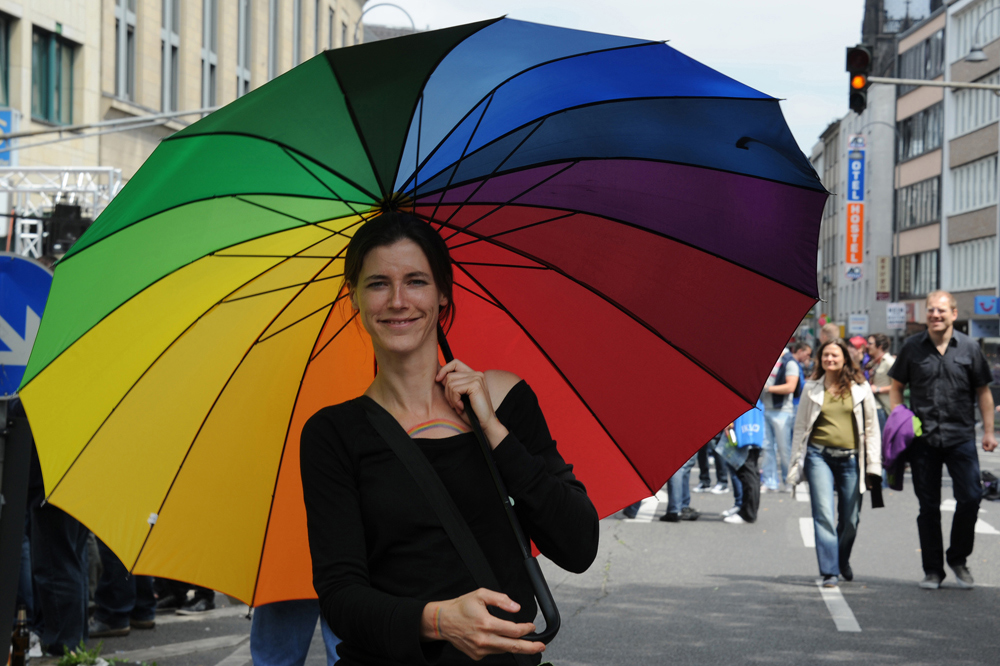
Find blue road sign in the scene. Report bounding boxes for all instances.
[0,253,52,398]
[0,108,13,166]
[847,149,865,202]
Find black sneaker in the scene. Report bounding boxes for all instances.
[949,564,974,589]
[659,512,681,522]
[175,598,215,615]
[89,618,130,638]
[840,563,854,582]
[680,507,700,521]
[155,595,181,611]
[919,572,944,589]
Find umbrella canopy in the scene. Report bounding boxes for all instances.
[20,18,826,606]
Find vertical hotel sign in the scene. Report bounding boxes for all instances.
[845,135,865,281]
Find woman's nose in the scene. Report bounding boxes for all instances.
[390,285,405,308]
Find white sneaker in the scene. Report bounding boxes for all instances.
[721,505,740,517]
[723,513,747,524]
[709,482,729,494]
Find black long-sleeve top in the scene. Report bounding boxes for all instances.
[300,380,600,666]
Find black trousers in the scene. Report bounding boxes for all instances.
[697,436,728,485]
[737,448,761,523]
[909,438,982,575]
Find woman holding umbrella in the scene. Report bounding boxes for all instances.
[300,212,600,665]
[786,338,882,588]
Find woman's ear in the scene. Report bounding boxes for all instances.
[349,286,359,311]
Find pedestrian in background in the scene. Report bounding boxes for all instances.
[719,401,765,524]
[889,290,995,590]
[865,333,895,432]
[787,338,882,588]
[847,336,869,380]
[660,455,700,522]
[760,344,804,492]
[693,434,728,495]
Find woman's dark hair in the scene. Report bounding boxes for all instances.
[812,338,864,395]
[343,212,455,329]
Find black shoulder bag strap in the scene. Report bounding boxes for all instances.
[359,398,501,592]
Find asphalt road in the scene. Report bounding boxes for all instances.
[56,447,1000,666]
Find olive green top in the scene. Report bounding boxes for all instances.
[810,389,857,450]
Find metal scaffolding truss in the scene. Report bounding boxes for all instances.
[0,167,122,257]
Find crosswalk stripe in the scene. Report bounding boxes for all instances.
[939,499,998,534]
[818,583,862,632]
[799,517,815,547]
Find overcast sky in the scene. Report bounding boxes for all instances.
[363,0,868,155]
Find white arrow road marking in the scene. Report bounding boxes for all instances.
[0,306,40,366]
[939,499,997,534]
[800,517,815,547]
[818,583,862,632]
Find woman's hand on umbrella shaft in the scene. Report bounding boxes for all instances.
[420,589,545,660]
[436,360,509,448]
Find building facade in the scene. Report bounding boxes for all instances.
[0,0,364,185]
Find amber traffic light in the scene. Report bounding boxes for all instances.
[846,45,872,114]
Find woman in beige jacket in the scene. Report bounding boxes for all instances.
[786,338,882,587]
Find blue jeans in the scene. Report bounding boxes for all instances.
[728,462,743,507]
[909,438,983,575]
[251,599,341,666]
[762,409,794,488]
[93,539,156,627]
[805,446,861,577]
[666,456,696,514]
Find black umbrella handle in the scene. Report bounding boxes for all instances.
[437,325,560,644]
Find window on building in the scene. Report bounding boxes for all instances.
[202,0,218,107]
[328,7,334,49]
[954,72,1000,136]
[952,0,1000,63]
[293,0,302,66]
[0,14,10,107]
[161,0,180,112]
[341,21,348,48]
[314,0,320,54]
[115,0,137,101]
[237,0,251,97]
[952,155,998,215]
[31,28,74,124]
[896,176,940,231]
[268,0,279,80]
[951,236,997,292]
[898,29,944,96]
[899,250,939,299]
[897,102,943,162]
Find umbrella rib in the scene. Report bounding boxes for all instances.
[309,310,360,362]
[439,117,548,240]
[233,194,362,237]
[448,197,819,300]
[450,262,656,494]
[396,40,661,194]
[428,214,759,405]
[128,257,336,573]
[21,211,360,397]
[258,293,348,344]
[432,158,576,245]
[222,273,344,304]
[163,131,382,203]
[447,211,578,251]
[280,148,374,219]
[409,95,813,195]
[453,280,504,310]
[430,92,495,223]
[453,261,547,270]
[40,233,340,507]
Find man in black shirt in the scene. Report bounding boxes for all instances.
[890,291,996,590]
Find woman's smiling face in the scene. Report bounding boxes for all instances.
[351,238,448,356]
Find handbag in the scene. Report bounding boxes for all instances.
[360,397,536,665]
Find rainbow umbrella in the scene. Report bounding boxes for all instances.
[20,18,826,606]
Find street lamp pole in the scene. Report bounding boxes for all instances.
[353,2,416,44]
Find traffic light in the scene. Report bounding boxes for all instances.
[846,45,872,114]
